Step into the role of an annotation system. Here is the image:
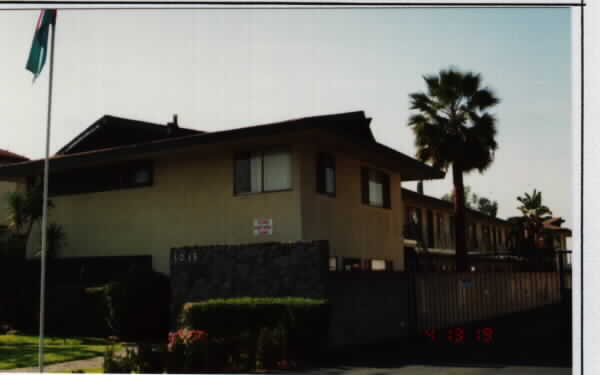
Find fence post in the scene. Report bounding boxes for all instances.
[557,251,565,303]
[409,272,419,335]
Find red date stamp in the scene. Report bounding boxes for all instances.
[423,328,494,344]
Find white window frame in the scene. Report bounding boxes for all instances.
[235,149,292,194]
[368,170,384,207]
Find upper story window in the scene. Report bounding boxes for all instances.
[316,152,336,196]
[234,150,292,194]
[361,167,390,208]
[50,160,154,196]
[132,167,152,186]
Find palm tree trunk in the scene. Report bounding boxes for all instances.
[452,163,468,272]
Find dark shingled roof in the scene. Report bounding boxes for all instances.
[0,149,29,163]
[56,115,202,155]
[0,111,444,181]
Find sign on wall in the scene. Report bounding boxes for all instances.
[253,218,273,236]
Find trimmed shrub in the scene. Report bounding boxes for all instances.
[181,297,327,333]
[104,266,170,341]
[180,297,329,369]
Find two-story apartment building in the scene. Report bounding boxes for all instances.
[401,187,516,271]
[0,111,444,274]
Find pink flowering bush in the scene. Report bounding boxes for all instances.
[167,329,209,372]
[168,328,208,351]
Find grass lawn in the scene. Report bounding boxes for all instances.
[0,334,115,370]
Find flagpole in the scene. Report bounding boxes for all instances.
[38,11,56,374]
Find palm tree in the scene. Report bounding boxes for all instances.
[408,67,500,271]
[517,189,552,249]
[5,191,27,235]
[5,182,54,244]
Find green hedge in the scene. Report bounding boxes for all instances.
[181,297,328,337]
[180,297,330,369]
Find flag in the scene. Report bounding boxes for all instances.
[26,9,56,80]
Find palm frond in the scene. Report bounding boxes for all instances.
[459,71,481,98]
[406,66,500,178]
[469,88,500,111]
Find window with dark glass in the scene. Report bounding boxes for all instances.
[343,257,362,271]
[450,215,455,243]
[234,150,291,194]
[471,223,478,250]
[483,226,491,250]
[404,206,421,240]
[436,213,443,247]
[426,210,434,248]
[316,152,336,196]
[360,167,390,208]
[385,260,394,271]
[49,160,153,196]
[130,165,152,186]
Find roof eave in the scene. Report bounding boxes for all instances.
[0,111,445,182]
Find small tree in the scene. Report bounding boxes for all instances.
[477,197,498,217]
[516,189,552,249]
[5,182,54,246]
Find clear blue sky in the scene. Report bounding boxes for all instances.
[0,7,573,231]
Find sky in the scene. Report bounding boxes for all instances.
[0,7,573,232]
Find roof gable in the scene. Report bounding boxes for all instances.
[56,115,202,155]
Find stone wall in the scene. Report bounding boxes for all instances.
[170,241,329,318]
[170,241,415,350]
[170,243,563,352]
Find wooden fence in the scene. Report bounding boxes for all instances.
[413,272,563,331]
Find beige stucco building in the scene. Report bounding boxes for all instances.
[0,112,443,274]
